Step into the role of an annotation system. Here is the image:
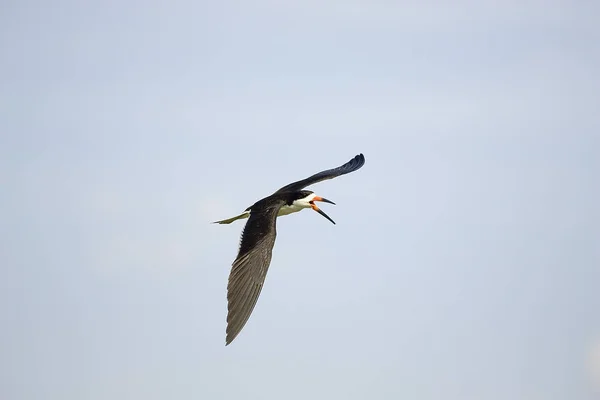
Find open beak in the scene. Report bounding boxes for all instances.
[313,196,335,205]
[310,196,336,225]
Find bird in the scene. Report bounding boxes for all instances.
[214,153,366,345]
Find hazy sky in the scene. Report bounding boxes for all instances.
[1,1,599,399]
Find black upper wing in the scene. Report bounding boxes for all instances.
[225,200,285,345]
[274,153,365,194]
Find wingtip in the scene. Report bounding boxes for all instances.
[225,332,236,346]
[350,153,365,170]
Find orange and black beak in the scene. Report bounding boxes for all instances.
[310,196,336,225]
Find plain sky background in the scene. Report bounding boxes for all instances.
[1,1,599,399]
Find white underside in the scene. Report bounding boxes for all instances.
[277,203,309,216]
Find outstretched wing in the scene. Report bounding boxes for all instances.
[226,201,285,345]
[274,153,365,194]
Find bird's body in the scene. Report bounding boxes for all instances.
[277,201,311,217]
[215,153,365,345]
[214,192,317,225]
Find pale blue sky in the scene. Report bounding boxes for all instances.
[1,1,599,399]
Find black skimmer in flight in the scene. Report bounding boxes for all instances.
[214,153,366,345]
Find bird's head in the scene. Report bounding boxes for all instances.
[292,190,336,224]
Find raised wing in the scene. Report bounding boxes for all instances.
[226,201,284,345]
[274,153,365,194]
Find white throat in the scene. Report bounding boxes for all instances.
[278,193,316,217]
